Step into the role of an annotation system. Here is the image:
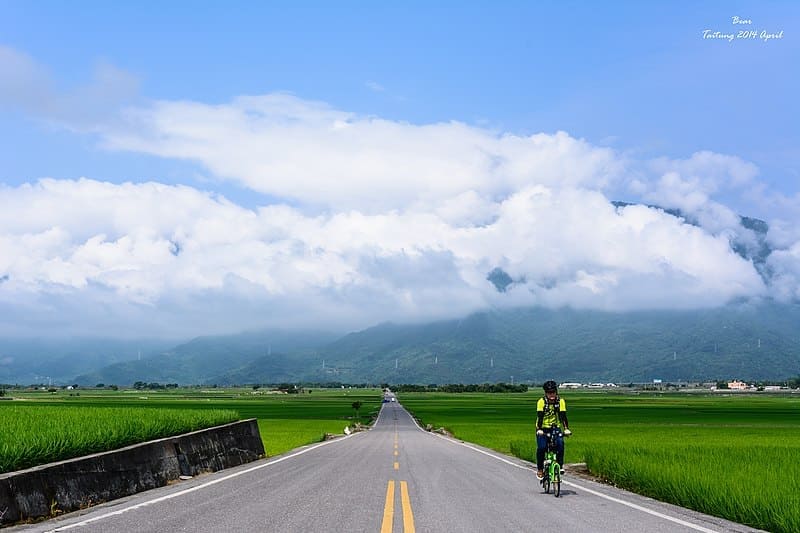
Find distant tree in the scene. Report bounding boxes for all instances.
[716,381,729,389]
[0,388,5,397]
[109,385,118,391]
[96,383,105,388]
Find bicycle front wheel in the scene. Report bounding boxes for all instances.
[553,469,561,497]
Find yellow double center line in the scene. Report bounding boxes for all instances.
[380,480,415,533]
[382,430,415,532]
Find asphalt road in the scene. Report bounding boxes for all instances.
[13,401,762,533]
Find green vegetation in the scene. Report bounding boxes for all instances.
[0,405,238,473]
[399,390,800,533]
[0,386,382,473]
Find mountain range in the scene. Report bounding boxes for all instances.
[208,302,800,384]
[3,301,793,387]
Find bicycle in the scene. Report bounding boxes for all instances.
[540,425,563,497]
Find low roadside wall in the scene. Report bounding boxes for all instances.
[0,419,264,525]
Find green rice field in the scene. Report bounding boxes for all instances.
[0,405,238,473]
[0,387,382,473]
[399,390,800,533]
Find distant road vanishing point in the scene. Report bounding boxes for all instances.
[15,402,760,533]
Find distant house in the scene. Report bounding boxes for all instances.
[560,382,583,389]
[728,380,748,390]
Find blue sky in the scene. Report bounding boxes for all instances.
[0,1,798,337]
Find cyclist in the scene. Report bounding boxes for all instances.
[536,380,571,479]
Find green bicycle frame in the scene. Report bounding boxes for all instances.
[540,428,562,497]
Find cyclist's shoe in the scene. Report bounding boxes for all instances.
[536,469,544,480]
[560,468,565,475]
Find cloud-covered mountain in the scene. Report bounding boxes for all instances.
[58,300,800,387]
[70,329,337,386]
[209,302,800,385]
[4,205,799,387]
[0,338,175,385]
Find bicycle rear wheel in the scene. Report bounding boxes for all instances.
[542,474,550,494]
[553,468,561,497]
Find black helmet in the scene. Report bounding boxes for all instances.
[543,380,558,392]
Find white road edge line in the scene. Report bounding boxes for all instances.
[407,406,721,533]
[46,432,360,532]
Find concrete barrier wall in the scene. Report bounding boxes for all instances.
[0,419,264,525]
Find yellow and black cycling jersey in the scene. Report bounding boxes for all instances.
[536,397,568,429]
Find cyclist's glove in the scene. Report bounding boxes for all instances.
[563,429,572,436]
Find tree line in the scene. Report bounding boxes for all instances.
[391,383,528,393]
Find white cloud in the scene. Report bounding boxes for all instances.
[765,242,800,303]
[1,48,797,336]
[0,173,775,337]
[100,94,625,212]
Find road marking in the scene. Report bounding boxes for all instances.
[44,433,360,532]
[442,439,720,533]
[400,481,416,533]
[394,461,400,470]
[381,480,395,533]
[410,409,722,533]
[394,450,399,456]
[560,480,720,533]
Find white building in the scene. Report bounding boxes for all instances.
[728,380,748,390]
